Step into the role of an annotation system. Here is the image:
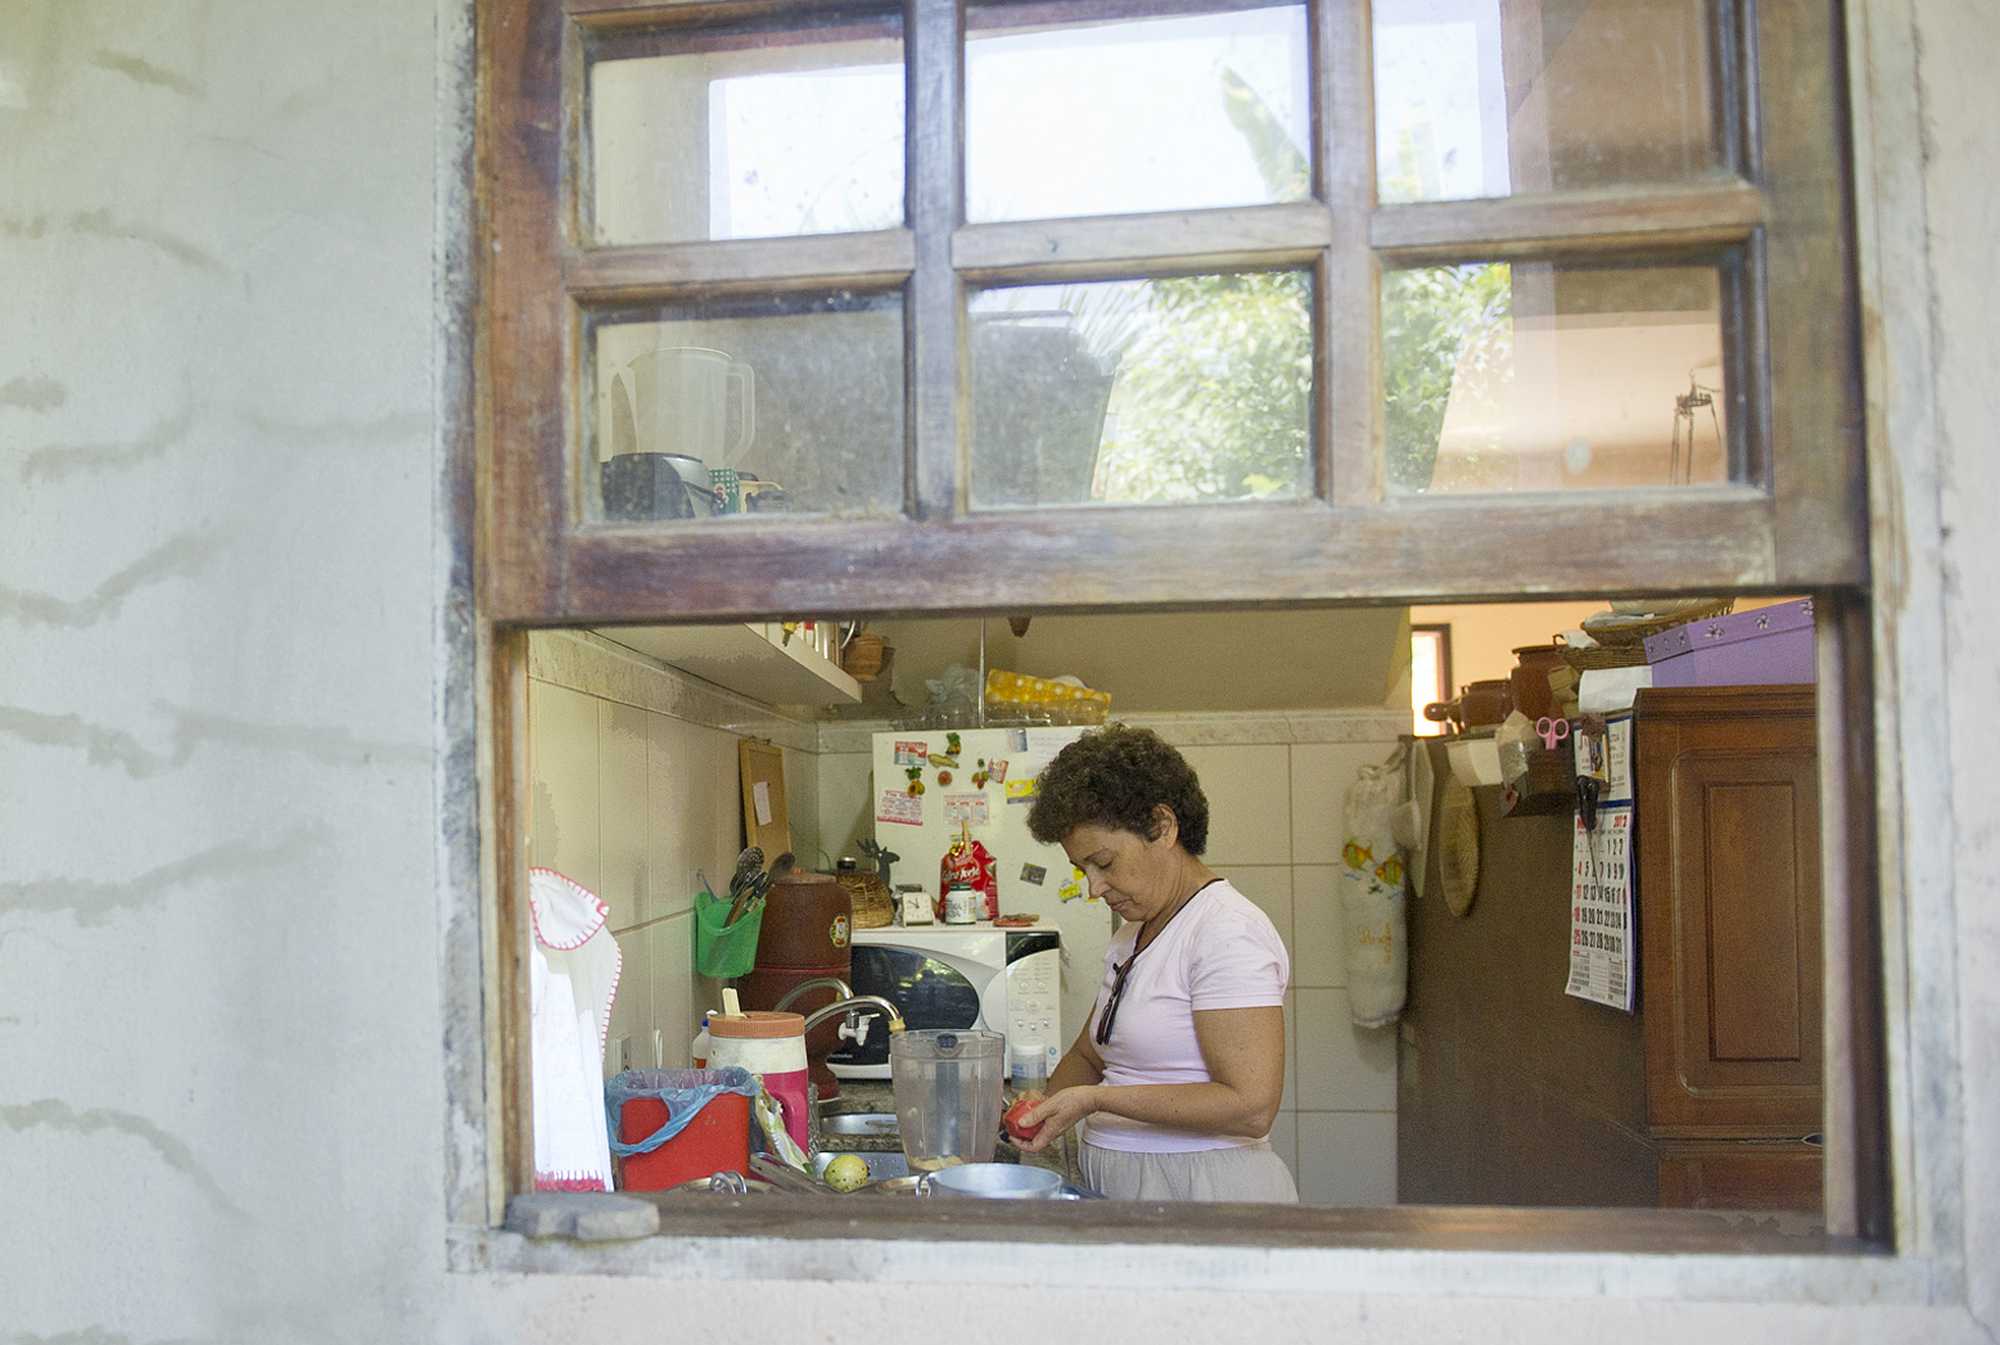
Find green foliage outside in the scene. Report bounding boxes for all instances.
[1088,270,1313,502]
[1381,263,1514,492]
[1050,70,1517,501]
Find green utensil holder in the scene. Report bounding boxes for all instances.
[694,887,763,979]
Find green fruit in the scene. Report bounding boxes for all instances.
[822,1153,870,1192]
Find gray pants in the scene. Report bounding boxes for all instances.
[1079,1140,1300,1203]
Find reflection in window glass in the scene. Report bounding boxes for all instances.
[1383,261,1729,494]
[591,35,904,244]
[588,293,904,522]
[967,5,1310,223]
[969,272,1312,508]
[1373,0,1721,203]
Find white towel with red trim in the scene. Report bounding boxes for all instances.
[530,868,622,1192]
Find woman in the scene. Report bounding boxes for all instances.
[1015,725,1296,1203]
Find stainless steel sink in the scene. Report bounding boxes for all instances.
[809,1150,909,1182]
[819,1111,900,1138]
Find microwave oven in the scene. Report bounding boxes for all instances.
[827,924,1061,1081]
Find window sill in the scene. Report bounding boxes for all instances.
[451,1196,1925,1307]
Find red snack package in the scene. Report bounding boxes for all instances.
[939,829,1000,922]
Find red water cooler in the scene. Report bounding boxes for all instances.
[739,870,853,1102]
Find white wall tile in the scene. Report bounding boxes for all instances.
[529,678,602,894]
[602,924,651,1077]
[646,715,704,917]
[650,914,697,1069]
[1293,986,1397,1111]
[816,752,875,866]
[1291,864,1345,988]
[1267,1112,1299,1183]
[599,701,651,932]
[1221,865,1293,967]
[1180,744,1292,865]
[695,725,749,879]
[1295,1111,1398,1206]
[1290,741,1398,865]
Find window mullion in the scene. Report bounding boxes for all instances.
[562,230,917,300]
[1319,0,1379,506]
[950,203,1333,282]
[1369,180,1767,263]
[907,0,965,521]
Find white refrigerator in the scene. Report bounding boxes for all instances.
[869,725,1116,1047]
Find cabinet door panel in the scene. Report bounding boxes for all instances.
[1701,776,1807,1062]
[1637,689,1822,1133]
[1657,1141,1823,1215]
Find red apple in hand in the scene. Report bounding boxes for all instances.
[1003,1094,1044,1143]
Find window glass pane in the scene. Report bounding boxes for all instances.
[587,293,904,522]
[590,29,904,245]
[1410,626,1449,736]
[969,271,1313,508]
[1373,0,1722,203]
[966,4,1310,223]
[1383,260,1731,494]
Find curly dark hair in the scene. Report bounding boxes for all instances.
[1026,724,1210,856]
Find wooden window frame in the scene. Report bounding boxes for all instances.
[483,0,1863,623]
[467,0,1892,1261]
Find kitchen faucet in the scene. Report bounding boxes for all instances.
[773,975,853,1012]
[772,978,903,1040]
[800,993,903,1038]
[773,979,905,1144]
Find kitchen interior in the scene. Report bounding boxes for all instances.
[528,592,1829,1214]
[524,1,1832,1212]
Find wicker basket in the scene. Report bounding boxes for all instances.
[1556,639,1652,671]
[838,873,896,929]
[1560,600,1736,672]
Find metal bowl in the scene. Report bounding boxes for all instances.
[921,1162,1065,1199]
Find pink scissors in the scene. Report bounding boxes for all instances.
[1535,716,1571,751]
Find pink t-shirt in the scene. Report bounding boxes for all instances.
[1083,880,1290,1153]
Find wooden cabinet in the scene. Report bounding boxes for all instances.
[1635,686,1823,1213]
[1656,1140,1824,1212]
[1396,693,1828,1217]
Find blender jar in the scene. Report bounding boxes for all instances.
[889,1029,1004,1172]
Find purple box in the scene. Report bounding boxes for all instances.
[1643,598,1818,687]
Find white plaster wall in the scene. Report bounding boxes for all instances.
[0,2,443,1339]
[1,3,1995,1344]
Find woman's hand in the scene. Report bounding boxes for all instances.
[1015,1085,1100,1152]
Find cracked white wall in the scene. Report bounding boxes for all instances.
[0,1,1996,1344]
[1,0,442,1339]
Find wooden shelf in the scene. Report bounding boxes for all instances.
[598,622,861,707]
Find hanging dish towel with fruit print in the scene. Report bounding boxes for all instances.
[529,867,622,1192]
[1339,753,1409,1027]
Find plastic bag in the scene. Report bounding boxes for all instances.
[923,664,983,725]
[693,885,764,979]
[1340,754,1409,1028]
[603,1067,759,1157]
[753,1081,811,1170]
[1495,711,1538,787]
[940,832,1000,921]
